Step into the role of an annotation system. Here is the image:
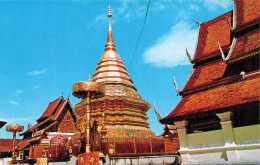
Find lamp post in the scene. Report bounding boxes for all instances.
[72,79,103,153]
[6,121,24,160]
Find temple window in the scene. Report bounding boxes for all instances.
[187,115,221,134]
[232,106,260,128]
[18,151,24,160]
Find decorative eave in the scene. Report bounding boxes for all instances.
[161,72,260,124]
[233,18,259,37]
[180,73,243,96]
[192,47,230,66]
[20,116,53,136]
[227,48,260,64]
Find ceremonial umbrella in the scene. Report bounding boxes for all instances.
[72,79,103,153]
[6,121,24,160]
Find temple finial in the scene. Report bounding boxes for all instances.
[108,3,112,18]
[105,3,116,51]
[88,72,91,81]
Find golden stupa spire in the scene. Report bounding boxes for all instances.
[105,3,116,51]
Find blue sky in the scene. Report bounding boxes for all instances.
[0,0,233,138]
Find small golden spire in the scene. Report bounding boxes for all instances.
[88,72,91,81]
[105,3,116,51]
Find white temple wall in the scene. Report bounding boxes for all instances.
[175,112,260,164]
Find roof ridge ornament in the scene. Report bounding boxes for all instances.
[173,74,180,96]
[218,38,237,64]
[186,47,192,63]
[226,15,233,31]
[194,17,201,27]
[153,102,162,122]
[240,71,246,80]
[218,41,226,62]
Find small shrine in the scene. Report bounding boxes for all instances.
[13,95,78,164]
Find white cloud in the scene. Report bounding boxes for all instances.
[94,14,107,23]
[13,90,24,100]
[203,0,232,10]
[143,21,198,68]
[190,4,200,11]
[178,0,232,11]
[33,85,40,91]
[118,1,128,14]
[27,69,46,76]
[150,2,166,11]
[8,100,19,105]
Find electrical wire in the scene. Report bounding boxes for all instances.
[130,0,151,66]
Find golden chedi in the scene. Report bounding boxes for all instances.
[73,5,155,138]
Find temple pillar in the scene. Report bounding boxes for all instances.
[174,120,189,162]
[216,111,238,161]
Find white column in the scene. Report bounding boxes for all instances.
[216,111,238,161]
[174,120,189,162]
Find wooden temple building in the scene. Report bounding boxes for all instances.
[14,95,78,164]
[160,0,260,164]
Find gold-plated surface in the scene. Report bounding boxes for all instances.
[73,5,154,139]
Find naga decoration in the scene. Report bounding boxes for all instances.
[173,74,180,96]
[194,17,201,26]
[240,71,246,80]
[218,41,226,62]
[153,102,161,122]
[218,38,237,63]
[226,15,233,31]
[186,47,192,63]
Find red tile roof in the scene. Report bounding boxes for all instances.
[181,60,227,93]
[192,11,232,63]
[161,73,260,122]
[0,139,22,152]
[235,0,260,28]
[16,138,30,150]
[21,97,76,136]
[228,30,260,63]
[21,116,52,135]
[37,97,62,122]
[53,100,67,119]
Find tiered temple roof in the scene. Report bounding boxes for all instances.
[161,0,260,124]
[19,95,76,148]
